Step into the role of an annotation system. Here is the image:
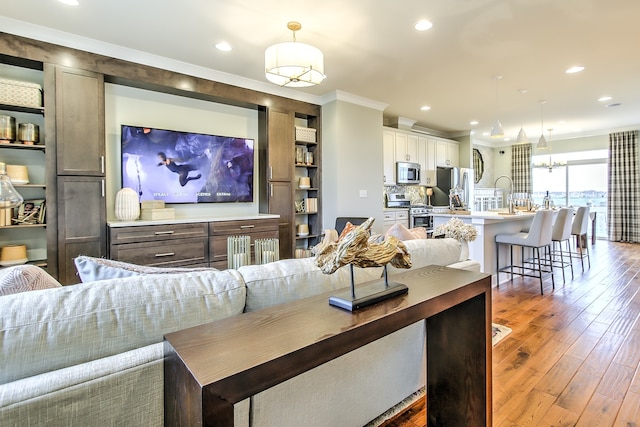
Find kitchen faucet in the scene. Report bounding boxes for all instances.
[494,175,514,213]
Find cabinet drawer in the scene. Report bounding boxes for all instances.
[110,223,208,245]
[110,237,208,267]
[396,211,409,221]
[210,218,279,235]
[383,212,396,222]
[209,230,279,264]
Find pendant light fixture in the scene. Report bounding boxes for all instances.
[537,100,549,150]
[265,21,325,87]
[490,75,504,138]
[516,89,529,144]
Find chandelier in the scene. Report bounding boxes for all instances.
[532,129,565,172]
[265,22,326,87]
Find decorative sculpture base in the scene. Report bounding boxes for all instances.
[329,281,408,311]
[329,264,408,312]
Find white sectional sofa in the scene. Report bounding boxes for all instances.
[0,238,479,426]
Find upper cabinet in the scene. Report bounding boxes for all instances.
[435,139,459,168]
[55,67,105,176]
[394,133,418,163]
[418,136,436,186]
[382,130,396,185]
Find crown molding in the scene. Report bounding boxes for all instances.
[319,90,388,111]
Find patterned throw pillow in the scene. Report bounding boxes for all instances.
[73,256,217,283]
[0,265,62,296]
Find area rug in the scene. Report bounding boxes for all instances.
[492,323,512,346]
[366,323,513,426]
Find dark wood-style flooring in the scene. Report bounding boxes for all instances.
[383,240,640,427]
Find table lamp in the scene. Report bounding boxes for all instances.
[426,187,433,206]
[0,162,23,209]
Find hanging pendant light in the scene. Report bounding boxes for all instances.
[537,100,549,150]
[516,89,529,144]
[0,162,24,209]
[490,76,504,138]
[265,21,326,87]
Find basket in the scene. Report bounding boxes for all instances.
[0,78,43,108]
[295,126,317,143]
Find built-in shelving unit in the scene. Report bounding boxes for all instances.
[0,61,48,268]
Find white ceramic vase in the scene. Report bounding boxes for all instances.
[459,239,469,261]
[114,187,140,221]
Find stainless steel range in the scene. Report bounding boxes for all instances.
[409,204,434,234]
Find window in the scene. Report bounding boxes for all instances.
[532,150,608,239]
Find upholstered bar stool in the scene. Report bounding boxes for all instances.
[571,206,591,271]
[551,207,574,282]
[495,210,555,294]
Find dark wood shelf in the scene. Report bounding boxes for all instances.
[295,233,319,240]
[295,140,317,147]
[0,142,45,151]
[295,163,317,168]
[14,184,46,188]
[0,223,46,229]
[0,103,44,115]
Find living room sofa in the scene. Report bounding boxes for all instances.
[0,238,479,426]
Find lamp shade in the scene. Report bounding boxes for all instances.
[516,127,529,144]
[265,41,325,87]
[537,134,549,150]
[490,120,504,138]
[0,162,23,209]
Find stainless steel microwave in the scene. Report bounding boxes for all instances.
[396,161,421,184]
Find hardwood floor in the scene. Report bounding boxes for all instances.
[385,240,640,427]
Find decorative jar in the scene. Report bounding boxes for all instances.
[114,187,140,221]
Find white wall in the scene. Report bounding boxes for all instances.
[104,84,259,220]
[322,100,385,234]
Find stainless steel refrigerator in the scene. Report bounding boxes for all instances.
[433,166,474,208]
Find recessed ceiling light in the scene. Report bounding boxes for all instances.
[420,105,431,111]
[565,66,584,74]
[58,0,79,5]
[215,42,232,52]
[606,102,622,108]
[469,120,479,126]
[414,20,433,31]
[598,96,612,102]
[482,132,490,137]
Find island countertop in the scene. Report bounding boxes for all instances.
[431,210,536,223]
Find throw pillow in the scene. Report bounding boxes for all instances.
[73,255,217,283]
[337,222,356,241]
[384,223,416,241]
[410,227,428,239]
[0,265,62,296]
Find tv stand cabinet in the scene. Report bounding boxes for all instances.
[107,215,278,269]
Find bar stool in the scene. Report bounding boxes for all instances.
[495,210,555,294]
[571,206,591,271]
[551,207,574,282]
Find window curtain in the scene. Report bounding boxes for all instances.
[511,143,532,194]
[608,130,640,242]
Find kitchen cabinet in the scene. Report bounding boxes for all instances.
[383,209,409,233]
[436,138,459,167]
[383,130,396,185]
[418,136,437,186]
[394,133,418,163]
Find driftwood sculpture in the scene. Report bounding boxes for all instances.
[315,217,412,274]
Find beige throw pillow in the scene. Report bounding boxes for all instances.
[0,265,62,296]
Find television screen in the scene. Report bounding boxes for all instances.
[121,125,254,203]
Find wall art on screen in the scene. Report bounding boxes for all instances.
[121,125,254,203]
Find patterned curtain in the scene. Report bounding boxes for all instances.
[608,130,640,242]
[511,143,532,194]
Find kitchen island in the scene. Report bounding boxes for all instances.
[432,210,536,285]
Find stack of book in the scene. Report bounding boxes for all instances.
[295,248,313,258]
[140,200,175,220]
[304,198,317,213]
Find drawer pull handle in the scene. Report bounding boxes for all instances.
[155,252,175,257]
[154,231,175,235]
[240,225,255,229]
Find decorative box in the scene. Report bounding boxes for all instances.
[295,126,316,143]
[0,78,43,108]
[140,208,175,221]
[141,200,165,210]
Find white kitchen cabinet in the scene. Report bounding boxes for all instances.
[418,136,437,186]
[394,132,419,163]
[383,210,409,233]
[383,130,396,185]
[435,138,459,167]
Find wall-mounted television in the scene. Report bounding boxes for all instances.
[121,125,254,204]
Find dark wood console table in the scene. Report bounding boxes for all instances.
[164,265,492,426]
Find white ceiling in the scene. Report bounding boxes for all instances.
[2,0,640,145]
